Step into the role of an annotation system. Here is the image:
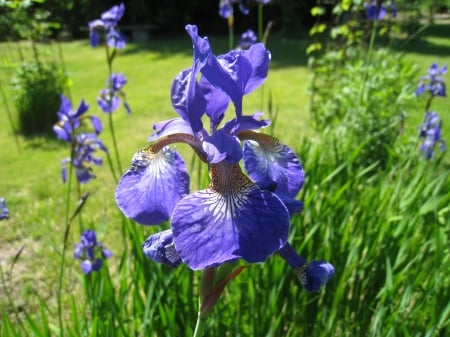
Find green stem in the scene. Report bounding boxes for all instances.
[108,112,123,174]
[359,19,377,105]
[193,315,208,337]
[57,142,75,337]
[258,3,263,42]
[228,16,234,50]
[105,45,123,175]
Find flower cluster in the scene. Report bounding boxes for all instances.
[415,63,447,159]
[415,62,447,97]
[74,229,112,274]
[219,0,249,19]
[97,73,131,114]
[89,3,126,49]
[364,1,397,21]
[0,198,9,220]
[53,95,107,184]
[238,29,258,50]
[116,25,334,291]
[418,112,446,159]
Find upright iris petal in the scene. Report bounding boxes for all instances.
[116,147,190,225]
[171,162,290,270]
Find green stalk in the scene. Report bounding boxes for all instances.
[193,316,208,337]
[105,45,123,176]
[57,140,75,337]
[228,16,234,50]
[258,3,263,42]
[358,18,378,106]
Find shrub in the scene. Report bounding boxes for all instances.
[11,61,67,136]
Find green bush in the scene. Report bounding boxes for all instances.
[310,49,418,168]
[11,61,67,136]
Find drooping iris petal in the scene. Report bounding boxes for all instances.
[300,261,335,292]
[89,116,103,135]
[171,68,206,133]
[222,112,270,135]
[203,129,242,164]
[148,118,195,142]
[243,139,304,197]
[142,229,182,267]
[116,147,190,225]
[107,29,127,49]
[171,162,289,270]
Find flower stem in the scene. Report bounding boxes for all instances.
[193,315,208,337]
[57,143,75,337]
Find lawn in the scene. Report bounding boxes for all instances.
[0,21,449,337]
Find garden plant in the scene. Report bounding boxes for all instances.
[0,1,449,337]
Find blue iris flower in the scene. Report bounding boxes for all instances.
[53,95,102,142]
[61,133,108,184]
[418,112,446,159]
[74,229,112,274]
[416,62,447,97]
[219,0,250,19]
[115,25,333,290]
[0,198,9,220]
[88,3,127,49]
[97,73,131,114]
[364,1,396,21]
[238,29,258,50]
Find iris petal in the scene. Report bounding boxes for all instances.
[116,147,190,225]
[243,139,304,197]
[171,162,289,270]
[171,68,206,133]
[148,118,195,142]
[142,229,182,267]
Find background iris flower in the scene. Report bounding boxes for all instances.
[88,3,126,49]
[0,198,9,220]
[415,62,447,97]
[97,73,131,114]
[74,229,112,274]
[418,112,446,159]
[61,133,108,184]
[115,25,333,289]
[53,95,102,142]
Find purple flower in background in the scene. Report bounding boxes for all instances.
[61,133,108,184]
[0,198,9,220]
[416,62,447,97]
[219,0,249,19]
[89,3,127,49]
[74,229,112,274]
[238,29,258,49]
[115,24,333,290]
[418,112,446,159]
[97,73,131,114]
[364,1,396,21]
[53,95,102,142]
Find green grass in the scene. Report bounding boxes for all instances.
[0,23,449,337]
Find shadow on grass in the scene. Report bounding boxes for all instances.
[120,33,309,68]
[391,23,450,56]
